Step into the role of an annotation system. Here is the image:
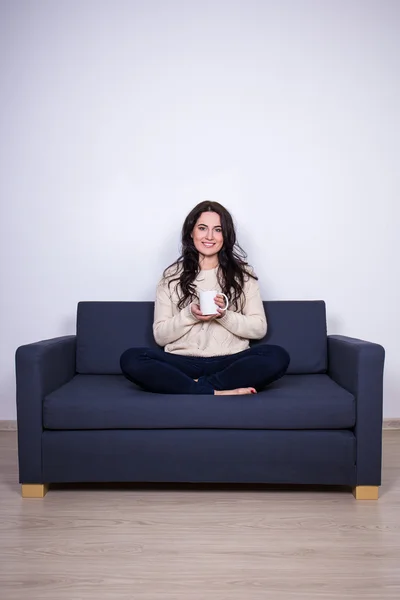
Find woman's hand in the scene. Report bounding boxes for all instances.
[191,303,218,322]
[214,294,228,318]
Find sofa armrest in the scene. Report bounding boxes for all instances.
[15,335,76,483]
[328,335,385,485]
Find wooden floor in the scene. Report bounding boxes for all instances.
[0,432,399,600]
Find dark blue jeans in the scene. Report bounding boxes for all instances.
[120,345,290,394]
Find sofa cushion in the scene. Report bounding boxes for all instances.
[257,300,327,373]
[76,302,157,375]
[75,300,327,374]
[43,374,355,430]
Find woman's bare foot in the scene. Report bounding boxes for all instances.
[215,387,256,395]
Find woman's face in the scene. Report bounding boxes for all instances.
[191,211,224,258]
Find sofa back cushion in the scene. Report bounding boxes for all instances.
[76,300,327,374]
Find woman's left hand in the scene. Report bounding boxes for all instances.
[214,294,227,318]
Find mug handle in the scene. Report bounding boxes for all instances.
[220,293,229,310]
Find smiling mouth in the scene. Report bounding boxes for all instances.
[202,242,215,247]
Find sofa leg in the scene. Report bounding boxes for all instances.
[352,486,379,500]
[21,484,49,498]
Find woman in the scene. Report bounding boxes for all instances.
[120,201,290,395]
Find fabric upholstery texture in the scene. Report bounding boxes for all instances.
[44,374,355,430]
[328,335,385,485]
[76,300,327,375]
[42,429,356,485]
[14,300,384,488]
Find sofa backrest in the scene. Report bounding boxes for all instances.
[76,300,327,374]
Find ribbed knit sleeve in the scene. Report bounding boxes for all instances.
[217,275,267,340]
[153,278,198,347]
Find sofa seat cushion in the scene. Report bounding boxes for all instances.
[43,374,355,430]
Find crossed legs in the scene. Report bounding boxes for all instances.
[120,345,290,395]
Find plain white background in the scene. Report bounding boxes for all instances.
[0,0,399,419]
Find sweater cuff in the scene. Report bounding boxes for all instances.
[185,303,199,322]
[217,309,236,329]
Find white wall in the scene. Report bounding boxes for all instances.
[0,0,399,419]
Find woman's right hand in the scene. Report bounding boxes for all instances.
[191,303,217,322]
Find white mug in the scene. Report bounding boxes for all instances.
[199,290,229,315]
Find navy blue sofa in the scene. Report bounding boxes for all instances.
[15,301,385,499]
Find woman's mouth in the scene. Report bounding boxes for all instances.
[202,242,215,248]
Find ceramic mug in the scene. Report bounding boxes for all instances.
[199,290,229,315]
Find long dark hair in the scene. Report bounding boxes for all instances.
[163,201,257,311]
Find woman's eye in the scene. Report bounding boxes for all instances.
[199,226,206,231]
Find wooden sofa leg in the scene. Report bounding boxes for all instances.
[352,486,379,500]
[21,484,49,498]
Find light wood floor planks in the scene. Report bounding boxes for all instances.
[0,431,399,599]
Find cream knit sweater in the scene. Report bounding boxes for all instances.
[153,266,267,357]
